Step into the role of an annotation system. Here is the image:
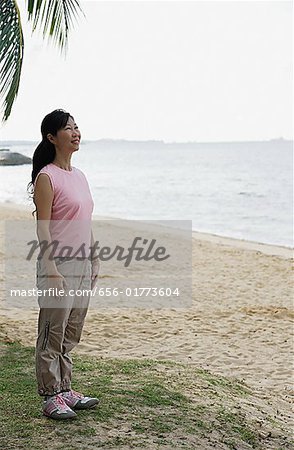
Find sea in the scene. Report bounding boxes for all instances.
[0,139,293,248]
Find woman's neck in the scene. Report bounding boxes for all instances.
[52,156,72,171]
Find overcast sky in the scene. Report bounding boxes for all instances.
[0,0,292,142]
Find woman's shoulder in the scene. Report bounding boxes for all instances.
[38,163,61,176]
[38,163,51,173]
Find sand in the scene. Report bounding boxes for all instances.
[0,202,293,402]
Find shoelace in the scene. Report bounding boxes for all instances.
[65,389,83,399]
[52,394,68,410]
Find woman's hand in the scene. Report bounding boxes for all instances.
[91,259,100,290]
[47,271,68,293]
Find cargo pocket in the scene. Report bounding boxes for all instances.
[42,321,50,350]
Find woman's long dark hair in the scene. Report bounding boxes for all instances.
[27,109,73,216]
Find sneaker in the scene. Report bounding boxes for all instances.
[43,393,77,420]
[61,389,99,410]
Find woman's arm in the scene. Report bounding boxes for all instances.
[90,229,99,262]
[34,174,59,276]
[90,228,100,289]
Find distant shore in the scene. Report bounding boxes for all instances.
[1,137,292,146]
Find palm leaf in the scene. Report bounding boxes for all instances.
[0,0,84,122]
[27,0,84,53]
[0,0,24,122]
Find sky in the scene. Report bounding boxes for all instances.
[0,0,292,142]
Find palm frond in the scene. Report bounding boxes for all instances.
[27,0,84,53]
[0,0,24,122]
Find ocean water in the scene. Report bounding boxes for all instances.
[0,139,293,247]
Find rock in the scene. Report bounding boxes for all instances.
[0,150,31,165]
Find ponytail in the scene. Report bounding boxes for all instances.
[31,139,56,185]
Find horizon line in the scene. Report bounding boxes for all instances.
[0,137,292,145]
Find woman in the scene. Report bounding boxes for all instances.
[28,109,100,420]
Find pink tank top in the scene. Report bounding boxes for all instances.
[34,163,94,258]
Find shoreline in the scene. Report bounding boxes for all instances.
[0,202,292,259]
[191,230,292,258]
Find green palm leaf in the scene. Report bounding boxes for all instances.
[0,0,24,122]
[0,0,84,122]
[27,0,84,53]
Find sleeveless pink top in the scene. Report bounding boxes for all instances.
[34,163,94,258]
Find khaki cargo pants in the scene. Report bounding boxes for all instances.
[35,257,92,396]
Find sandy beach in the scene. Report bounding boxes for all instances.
[0,202,293,401]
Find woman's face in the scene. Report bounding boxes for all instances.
[48,116,81,152]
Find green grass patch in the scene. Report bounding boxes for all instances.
[0,341,292,450]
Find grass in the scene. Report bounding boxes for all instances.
[0,340,292,450]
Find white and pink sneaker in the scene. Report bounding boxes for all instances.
[43,393,77,420]
[61,389,99,410]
